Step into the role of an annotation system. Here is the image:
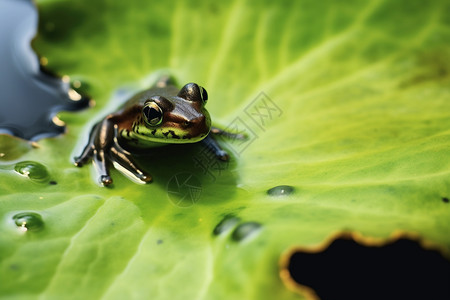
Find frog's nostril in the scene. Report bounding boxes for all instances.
[187,116,206,127]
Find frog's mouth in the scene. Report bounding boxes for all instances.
[132,125,210,144]
[130,111,211,144]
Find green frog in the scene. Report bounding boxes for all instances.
[74,77,240,186]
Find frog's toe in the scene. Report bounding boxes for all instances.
[236,133,247,140]
[73,157,85,167]
[100,175,113,186]
[218,152,230,161]
[139,174,152,183]
[73,146,94,167]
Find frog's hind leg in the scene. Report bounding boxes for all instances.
[109,144,152,183]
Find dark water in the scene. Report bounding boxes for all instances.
[287,237,450,300]
[0,0,88,141]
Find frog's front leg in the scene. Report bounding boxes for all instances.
[75,115,152,185]
[74,117,152,186]
[202,135,229,161]
[201,126,247,161]
[74,117,115,185]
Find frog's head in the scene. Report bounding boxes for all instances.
[133,83,211,143]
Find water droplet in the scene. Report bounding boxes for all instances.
[14,161,50,182]
[267,185,295,196]
[443,197,449,203]
[231,222,262,241]
[213,214,241,236]
[12,212,44,232]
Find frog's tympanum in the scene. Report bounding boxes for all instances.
[74,77,240,186]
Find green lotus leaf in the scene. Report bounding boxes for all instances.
[1,0,449,299]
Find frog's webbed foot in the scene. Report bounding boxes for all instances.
[109,143,152,183]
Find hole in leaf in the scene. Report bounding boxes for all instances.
[280,234,450,300]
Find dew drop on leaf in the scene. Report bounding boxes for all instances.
[231,222,262,242]
[267,185,295,196]
[14,161,50,182]
[12,212,44,232]
[212,214,240,236]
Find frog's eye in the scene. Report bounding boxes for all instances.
[178,83,207,104]
[199,86,208,103]
[143,101,163,126]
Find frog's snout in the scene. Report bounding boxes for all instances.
[184,115,211,139]
[183,115,203,128]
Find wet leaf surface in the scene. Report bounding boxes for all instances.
[1,0,449,299]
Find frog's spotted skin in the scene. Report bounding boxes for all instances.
[74,78,240,186]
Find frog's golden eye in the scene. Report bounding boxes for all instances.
[143,101,163,126]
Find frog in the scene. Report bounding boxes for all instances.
[74,76,242,186]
